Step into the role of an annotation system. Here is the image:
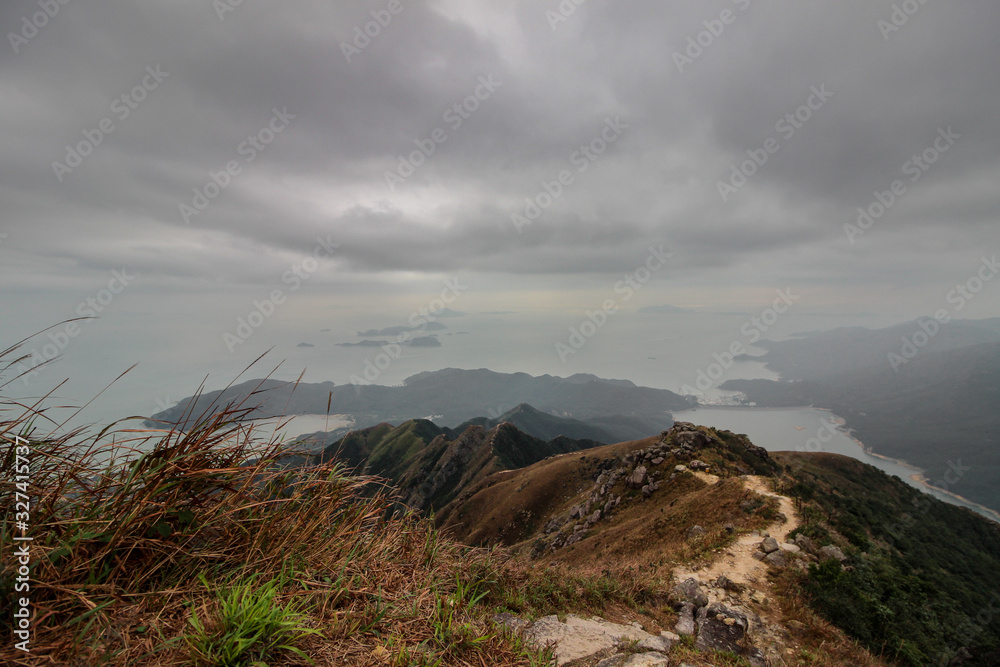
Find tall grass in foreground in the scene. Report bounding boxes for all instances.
[0,343,548,666]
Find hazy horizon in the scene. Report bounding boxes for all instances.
[4,310,991,433]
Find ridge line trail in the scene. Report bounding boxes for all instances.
[674,475,801,588]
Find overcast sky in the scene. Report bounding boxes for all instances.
[2,0,999,415]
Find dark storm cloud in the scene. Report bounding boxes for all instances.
[1,0,998,290]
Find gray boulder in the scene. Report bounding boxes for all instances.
[695,603,748,654]
[524,614,664,666]
[764,551,787,568]
[818,545,847,562]
[793,533,816,553]
[760,536,780,553]
[596,653,669,667]
[628,465,648,488]
[675,602,696,636]
[671,578,709,608]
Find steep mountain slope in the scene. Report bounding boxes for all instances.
[311,418,602,512]
[439,422,780,562]
[775,451,1000,666]
[457,403,618,443]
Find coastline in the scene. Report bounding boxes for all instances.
[908,472,1000,524]
[831,419,1000,524]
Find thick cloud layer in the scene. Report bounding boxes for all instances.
[2,0,999,413]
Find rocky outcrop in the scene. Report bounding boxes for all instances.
[596,653,669,666]
[675,602,696,636]
[668,576,766,666]
[818,545,847,562]
[671,577,709,607]
[695,602,748,652]
[628,465,648,488]
[504,614,677,666]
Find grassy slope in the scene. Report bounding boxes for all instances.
[440,429,887,666]
[439,427,1000,667]
[0,406,559,666]
[313,419,601,513]
[439,427,782,557]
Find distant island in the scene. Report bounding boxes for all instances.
[338,336,442,348]
[147,368,693,445]
[408,335,441,347]
[638,304,694,314]
[357,322,447,336]
[337,339,390,347]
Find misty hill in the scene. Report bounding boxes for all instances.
[457,403,617,443]
[724,328,1000,512]
[740,317,1000,381]
[147,368,691,442]
[311,418,602,512]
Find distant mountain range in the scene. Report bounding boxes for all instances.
[723,318,1000,512]
[147,368,692,444]
[736,317,1000,381]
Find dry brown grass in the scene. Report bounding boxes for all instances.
[0,340,551,666]
[444,437,777,573]
[767,568,886,667]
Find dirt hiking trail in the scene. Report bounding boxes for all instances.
[674,475,801,588]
